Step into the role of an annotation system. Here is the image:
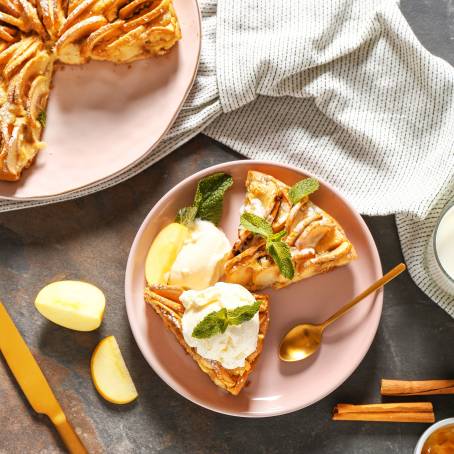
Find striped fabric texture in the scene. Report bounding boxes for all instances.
[1,0,453,315]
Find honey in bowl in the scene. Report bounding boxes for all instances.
[422,424,454,454]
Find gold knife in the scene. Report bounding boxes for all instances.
[0,302,88,454]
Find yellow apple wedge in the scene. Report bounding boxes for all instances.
[145,222,188,285]
[35,280,105,331]
[91,336,138,404]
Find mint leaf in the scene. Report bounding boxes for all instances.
[240,212,273,238]
[175,206,197,226]
[193,173,233,225]
[191,302,260,339]
[175,173,233,227]
[227,300,260,326]
[268,241,294,280]
[288,178,319,205]
[37,111,46,128]
[192,308,228,339]
[240,212,294,280]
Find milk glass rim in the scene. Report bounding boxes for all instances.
[433,199,454,285]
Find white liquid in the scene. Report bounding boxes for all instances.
[436,205,454,279]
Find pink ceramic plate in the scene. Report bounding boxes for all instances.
[125,161,383,417]
[0,0,201,200]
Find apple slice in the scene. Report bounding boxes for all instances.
[35,280,105,331]
[91,336,138,404]
[145,222,188,285]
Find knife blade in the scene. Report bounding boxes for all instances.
[0,301,87,454]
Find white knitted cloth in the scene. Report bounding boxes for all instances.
[1,0,453,315]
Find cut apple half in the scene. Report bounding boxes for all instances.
[145,222,188,285]
[35,280,106,331]
[91,336,138,405]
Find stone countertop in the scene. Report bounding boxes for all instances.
[1,1,454,453]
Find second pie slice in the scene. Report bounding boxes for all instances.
[144,282,270,396]
[224,171,357,291]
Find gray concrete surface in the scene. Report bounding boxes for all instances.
[1,1,453,452]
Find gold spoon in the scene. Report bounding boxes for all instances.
[279,263,406,362]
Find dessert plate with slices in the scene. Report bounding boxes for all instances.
[125,160,383,417]
[0,0,201,198]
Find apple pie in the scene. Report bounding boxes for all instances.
[224,171,357,290]
[0,0,181,180]
[144,284,270,396]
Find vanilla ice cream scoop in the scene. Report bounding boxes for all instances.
[168,219,231,290]
[180,282,259,369]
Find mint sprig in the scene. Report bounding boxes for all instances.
[192,300,260,339]
[240,212,295,280]
[37,111,46,128]
[175,173,233,226]
[288,178,319,205]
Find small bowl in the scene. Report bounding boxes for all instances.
[414,418,454,454]
[426,199,454,295]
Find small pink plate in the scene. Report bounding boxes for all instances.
[0,0,201,200]
[125,160,383,417]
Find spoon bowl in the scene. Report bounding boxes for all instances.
[279,263,406,362]
[279,324,323,362]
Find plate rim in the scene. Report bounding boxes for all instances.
[125,159,383,418]
[0,0,202,201]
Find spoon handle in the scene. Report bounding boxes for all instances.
[321,263,406,329]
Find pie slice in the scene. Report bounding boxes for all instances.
[224,171,358,291]
[144,284,270,396]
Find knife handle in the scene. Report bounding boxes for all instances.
[51,413,88,454]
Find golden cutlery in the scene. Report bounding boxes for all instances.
[279,263,406,362]
[0,302,88,454]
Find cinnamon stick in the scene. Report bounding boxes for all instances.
[381,379,454,396]
[332,402,435,423]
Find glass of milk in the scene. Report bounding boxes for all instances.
[426,200,454,295]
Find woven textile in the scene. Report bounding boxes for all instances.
[1,0,453,315]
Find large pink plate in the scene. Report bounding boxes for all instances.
[125,161,383,417]
[0,0,201,199]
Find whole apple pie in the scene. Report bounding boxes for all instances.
[0,0,181,181]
